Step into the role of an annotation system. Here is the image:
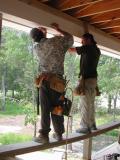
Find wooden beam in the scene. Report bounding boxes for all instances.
[83,21,89,33]
[111,33,120,38]
[103,27,120,33]
[64,5,88,16]
[93,22,108,29]
[74,0,120,18]
[94,20,120,29]
[102,25,120,30]
[100,19,120,29]
[0,0,120,55]
[0,0,85,36]
[53,0,103,11]
[90,9,120,24]
[0,121,120,158]
[110,31,120,34]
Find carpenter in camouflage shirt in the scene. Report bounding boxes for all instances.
[30,24,74,144]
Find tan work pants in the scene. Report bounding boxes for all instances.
[79,78,97,129]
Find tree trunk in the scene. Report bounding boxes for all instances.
[1,75,6,111]
[113,95,117,121]
[5,89,7,97]
[12,89,14,98]
[107,94,112,113]
[32,87,37,137]
[113,95,117,112]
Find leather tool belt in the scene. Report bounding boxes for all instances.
[73,76,85,96]
[35,73,66,93]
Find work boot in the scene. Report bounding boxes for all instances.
[91,123,97,130]
[53,133,63,141]
[76,127,91,134]
[33,133,49,144]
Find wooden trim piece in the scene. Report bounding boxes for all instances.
[74,0,120,18]
[0,121,120,158]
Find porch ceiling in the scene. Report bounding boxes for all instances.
[0,0,120,55]
[21,0,120,40]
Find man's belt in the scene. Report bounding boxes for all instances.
[35,73,66,93]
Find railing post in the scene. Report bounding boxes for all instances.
[83,138,92,160]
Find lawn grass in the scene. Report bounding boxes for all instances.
[0,100,25,116]
[0,133,32,145]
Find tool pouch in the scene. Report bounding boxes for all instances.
[35,75,44,88]
[73,76,85,96]
[50,76,66,93]
[63,98,72,116]
[52,98,72,117]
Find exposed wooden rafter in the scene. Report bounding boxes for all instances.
[18,0,120,42]
[89,9,120,24]
[93,19,120,30]
[64,5,88,16]
[111,33,120,37]
[73,0,120,18]
[104,27,120,34]
[53,0,103,11]
[111,33,120,39]
[100,19,120,29]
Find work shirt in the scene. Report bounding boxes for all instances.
[76,45,101,79]
[34,33,73,75]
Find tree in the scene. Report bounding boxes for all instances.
[0,27,38,110]
[98,55,120,113]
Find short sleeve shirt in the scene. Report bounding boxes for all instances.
[76,45,101,79]
[34,33,73,75]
